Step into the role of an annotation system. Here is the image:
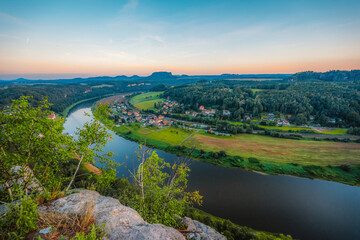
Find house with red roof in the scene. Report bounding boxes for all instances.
[47,113,56,120]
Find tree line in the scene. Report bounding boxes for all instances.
[163,80,360,127]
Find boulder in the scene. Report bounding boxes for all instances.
[181,217,226,240]
[38,190,185,240]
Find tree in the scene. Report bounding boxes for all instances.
[347,111,360,127]
[66,106,116,191]
[1,97,72,200]
[0,97,116,201]
[295,113,307,125]
[126,146,202,227]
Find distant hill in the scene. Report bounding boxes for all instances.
[0,72,290,85]
[288,70,360,82]
[147,71,176,80]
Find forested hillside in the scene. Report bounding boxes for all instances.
[0,81,150,114]
[163,80,360,127]
[288,70,360,82]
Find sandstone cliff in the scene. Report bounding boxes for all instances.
[38,190,226,240]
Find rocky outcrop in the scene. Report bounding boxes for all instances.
[37,190,226,240]
[181,217,226,240]
[0,166,44,195]
[38,190,185,240]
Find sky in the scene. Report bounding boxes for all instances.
[0,0,360,80]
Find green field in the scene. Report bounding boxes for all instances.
[130,92,165,110]
[112,123,194,148]
[258,125,348,135]
[258,125,315,132]
[91,84,113,88]
[321,128,348,135]
[251,89,265,93]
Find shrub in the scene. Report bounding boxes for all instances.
[127,147,202,227]
[248,157,260,164]
[0,195,39,239]
[219,150,227,157]
[340,164,351,172]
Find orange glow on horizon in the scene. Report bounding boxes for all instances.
[0,58,359,78]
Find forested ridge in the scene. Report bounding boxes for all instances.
[0,81,151,114]
[288,70,360,82]
[163,77,360,127]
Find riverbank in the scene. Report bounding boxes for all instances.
[93,105,360,186]
[62,93,123,117]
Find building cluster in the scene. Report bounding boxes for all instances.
[261,113,291,126]
[185,105,224,117]
[158,99,181,114]
[110,104,173,128]
[127,83,151,87]
[47,113,56,120]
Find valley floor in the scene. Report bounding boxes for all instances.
[95,106,360,186]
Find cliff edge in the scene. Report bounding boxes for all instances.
[38,190,226,240]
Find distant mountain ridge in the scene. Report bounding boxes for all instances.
[1,70,359,84]
[0,71,290,84]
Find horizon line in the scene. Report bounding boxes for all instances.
[1,69,359,81]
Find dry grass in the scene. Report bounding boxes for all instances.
[36,201,97,239]
[36,191,65,206]
[96,93,131,106]
[186,133,360,165]
[84,163,102,176]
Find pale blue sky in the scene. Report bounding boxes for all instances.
[0,0,359,79]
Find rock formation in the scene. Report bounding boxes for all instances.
[38,190,225,240]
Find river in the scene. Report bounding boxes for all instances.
[63,101,360,240]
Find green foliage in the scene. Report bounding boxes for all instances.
[0,79,152,115]
[185,207,292,240]
[0,97,117,202]
[164,80,360,127]
[348,127,360,136]
[0,195,39,239]
[72,224,105,240]
[127,147,202,227]
[0,96,73,201]
[66,104,118,192]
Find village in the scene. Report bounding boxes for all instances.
[110,102,174,128]
[106,94,347,138]
[108,99,233,136]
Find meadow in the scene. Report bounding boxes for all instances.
[108,121,360,167]
[258,125,347,135]
[129,91,164,110]
[91,84,114,88]
[184,132,360,166]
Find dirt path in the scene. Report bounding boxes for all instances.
[180,129,199,145]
